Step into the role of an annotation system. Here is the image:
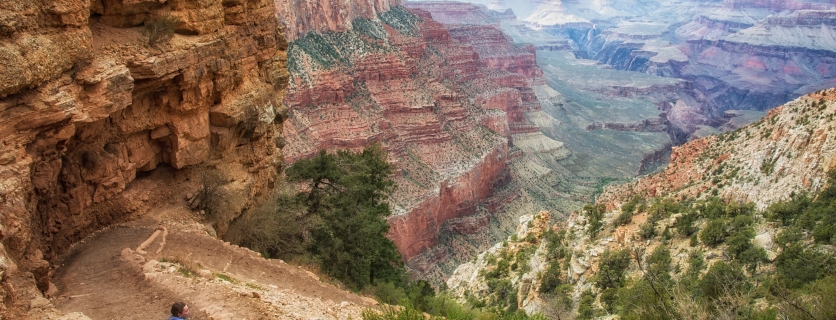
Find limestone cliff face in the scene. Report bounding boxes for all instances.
[279,5,551,276]
[275,0,403,42]
[0,0,287,312]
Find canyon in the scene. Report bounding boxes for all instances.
[276,0,684,284]
[3,0,836,318]
[279,2,572,282]
[507,0,836,138]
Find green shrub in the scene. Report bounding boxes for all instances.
[594,249,631,290]
[368,282,407,305]
[577,290,596,320]
[647,246,672,283]
[700,262,748,300]
[638,222,656,240]
[686,250,705,276]
[725,202,756,218]
[539,259,562,293]
[726,227,755,259]
[614,211,633,226]
[362,306,428,320]
[699,219,727,247]
[648,199,682,223]
[617,280,676,320]
[600,288,618,313]
[766,194,812,226]
[738,246,767,273]
[775,243,833,288]
[615,196,643,226]
[621,196,643,216]
[813,215,836,244]
[290,145,402,290]
[584,204,606,238]
[378,6,422,36]
[486,278,517,311]
[729,215,753,232]
[774,226,802,249]
[674,211,699,237]
[697,197,726,220]
[542,230,567,260]
[774,275,836,320]
[353,18,387,40]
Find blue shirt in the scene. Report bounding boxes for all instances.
[169,317,185,320]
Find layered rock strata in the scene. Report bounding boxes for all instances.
[0,0,287,314]
[275,0,403,41]
[280,6,549,274]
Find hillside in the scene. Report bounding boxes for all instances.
[447,89,836,318]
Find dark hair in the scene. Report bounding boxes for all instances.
[171,302,186,316]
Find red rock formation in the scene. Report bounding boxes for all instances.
[281,7,547,264]
[448,25,544,81]
[0,0,287,312]
[388,144,509,260]
[275,0,403,41]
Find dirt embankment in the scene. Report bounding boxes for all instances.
[47,217,378,320]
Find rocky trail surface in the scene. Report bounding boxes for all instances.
[48,218,376,320]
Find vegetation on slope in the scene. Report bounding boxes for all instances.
[287,5,421,85]
[227,144,403,290]
[449,169,836,319]
[227,145,546,319]
[534,177,836,319]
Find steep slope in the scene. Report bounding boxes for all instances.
[381,2,699,282]
[447,89,836,317]
[0,0,288,316]
[598,89,836,210]
[278,4,580,284]
[43,218,376,320]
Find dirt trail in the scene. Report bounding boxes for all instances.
[50,219,377,320]
[51,224,196,319]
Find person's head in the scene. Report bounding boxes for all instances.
[171,302,190,318]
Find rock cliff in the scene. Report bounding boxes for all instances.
[279,4,568,282]
[0,0,287,315]
[447,88,836,317]
[275,0,403,41]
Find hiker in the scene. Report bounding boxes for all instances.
[169,302,190,320]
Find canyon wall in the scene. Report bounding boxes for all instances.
[274,0,403,41]
[0,0,287,314]
[279,5,551,276]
